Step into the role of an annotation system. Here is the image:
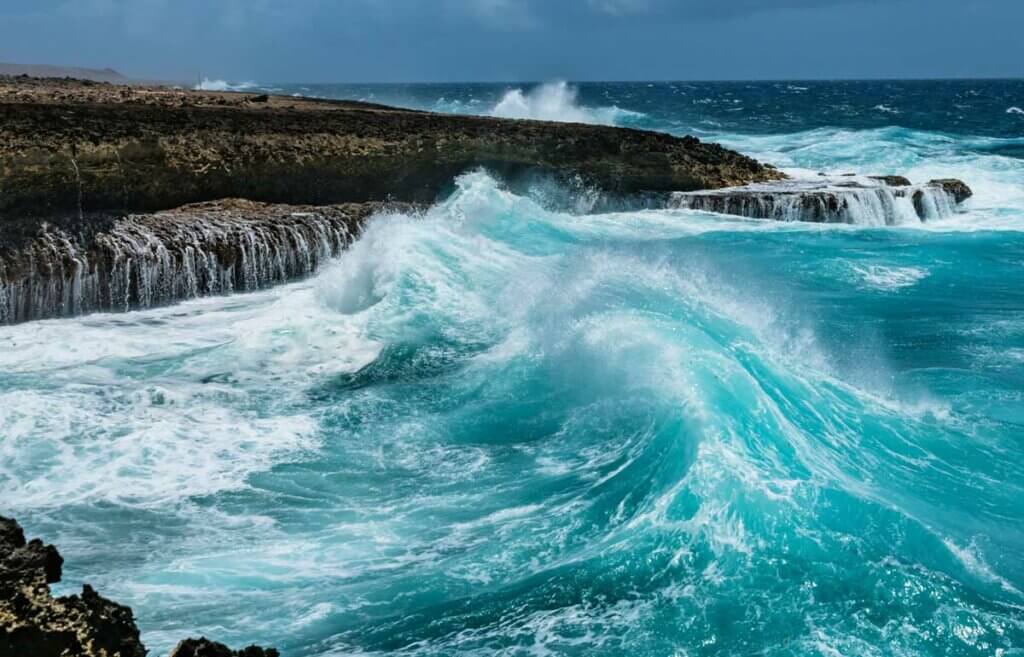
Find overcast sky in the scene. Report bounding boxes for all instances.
[2,0,1022,83]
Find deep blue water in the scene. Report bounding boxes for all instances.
[2,80,1023,656]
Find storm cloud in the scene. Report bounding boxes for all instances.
[1,0,1020,82]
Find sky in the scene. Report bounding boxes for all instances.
[1,0,1022,83]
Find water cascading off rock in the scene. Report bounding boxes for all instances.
[668,177,971,225]
[0,200,407,324]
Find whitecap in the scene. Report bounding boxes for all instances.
[194,78,258,92]
[489,81,644,126]
[851,264,929,290]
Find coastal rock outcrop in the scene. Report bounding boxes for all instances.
[1,516,278,657]
[0,77,973,325]
[925,178,973,205]
[168,638,280,657]
[0,199,410,324]
[1,516,146,657]
[0,76,782,222]
[668,176,972,224]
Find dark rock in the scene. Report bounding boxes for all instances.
[169,637,280,657]
[868,175,912,187]
[247,94,269,103]
[0,199,415,324]
[0,521,62,585]
[670,177,972,224]
[0,516,146,657]
[1,517,284,656]
[929,178,973,204]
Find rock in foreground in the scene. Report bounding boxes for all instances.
[1,516,145,657]
[1,516,278,657]
[169,638,280,657]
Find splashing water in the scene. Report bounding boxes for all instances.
[3,81,1024,657]
[489,81,643,125]
[194,77,259,92]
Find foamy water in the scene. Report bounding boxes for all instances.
[4,80,1024,657]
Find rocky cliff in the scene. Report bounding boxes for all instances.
[0,77,974,326]
[0,76,781,222]
[0,199,411,324]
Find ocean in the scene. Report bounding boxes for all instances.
[3,79,1023,656]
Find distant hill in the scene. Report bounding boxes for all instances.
[0,62,130,83]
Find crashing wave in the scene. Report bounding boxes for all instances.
[194,78,259,92]
[489,81,644,126]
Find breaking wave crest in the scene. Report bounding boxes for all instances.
[490,81,645,126]
[194,77,259,92]
[3,171,1023,656]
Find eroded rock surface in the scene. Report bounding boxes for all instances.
[1,517,279,657]
[0,76,782,223]
[1,515,145,657]
[168,638,280,657]
[669,175,972,224]
[0,199,412,324]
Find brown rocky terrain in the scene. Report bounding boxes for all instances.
[0,75,787,324]
[0,76,782,223]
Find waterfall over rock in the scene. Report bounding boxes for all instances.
[0,200,402,324]
[669,177,971,225]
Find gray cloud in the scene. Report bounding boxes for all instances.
[1,0,1021,82]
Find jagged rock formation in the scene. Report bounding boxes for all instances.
[1,516,146,657]
[0,199,410,324]
[0,76,782,222]
[669,176,972,225]
[1,516,278,657]
[168,638,279,657]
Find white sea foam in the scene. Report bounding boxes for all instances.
[0,275,383,509]
[852,264,929,290]
[716,126,1024,233]
[1007,107,1024,115]
[490,81,643,126]
[194,78,258,92]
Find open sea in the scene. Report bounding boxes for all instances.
[2,79,1023,656]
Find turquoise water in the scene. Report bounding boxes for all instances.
[3,81,1024,656]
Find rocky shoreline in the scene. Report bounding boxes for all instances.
[0,198,414,324]
[0,76,780,218]
[0,76,973,326]
[0,75,789,324]
[1,516,277,657]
